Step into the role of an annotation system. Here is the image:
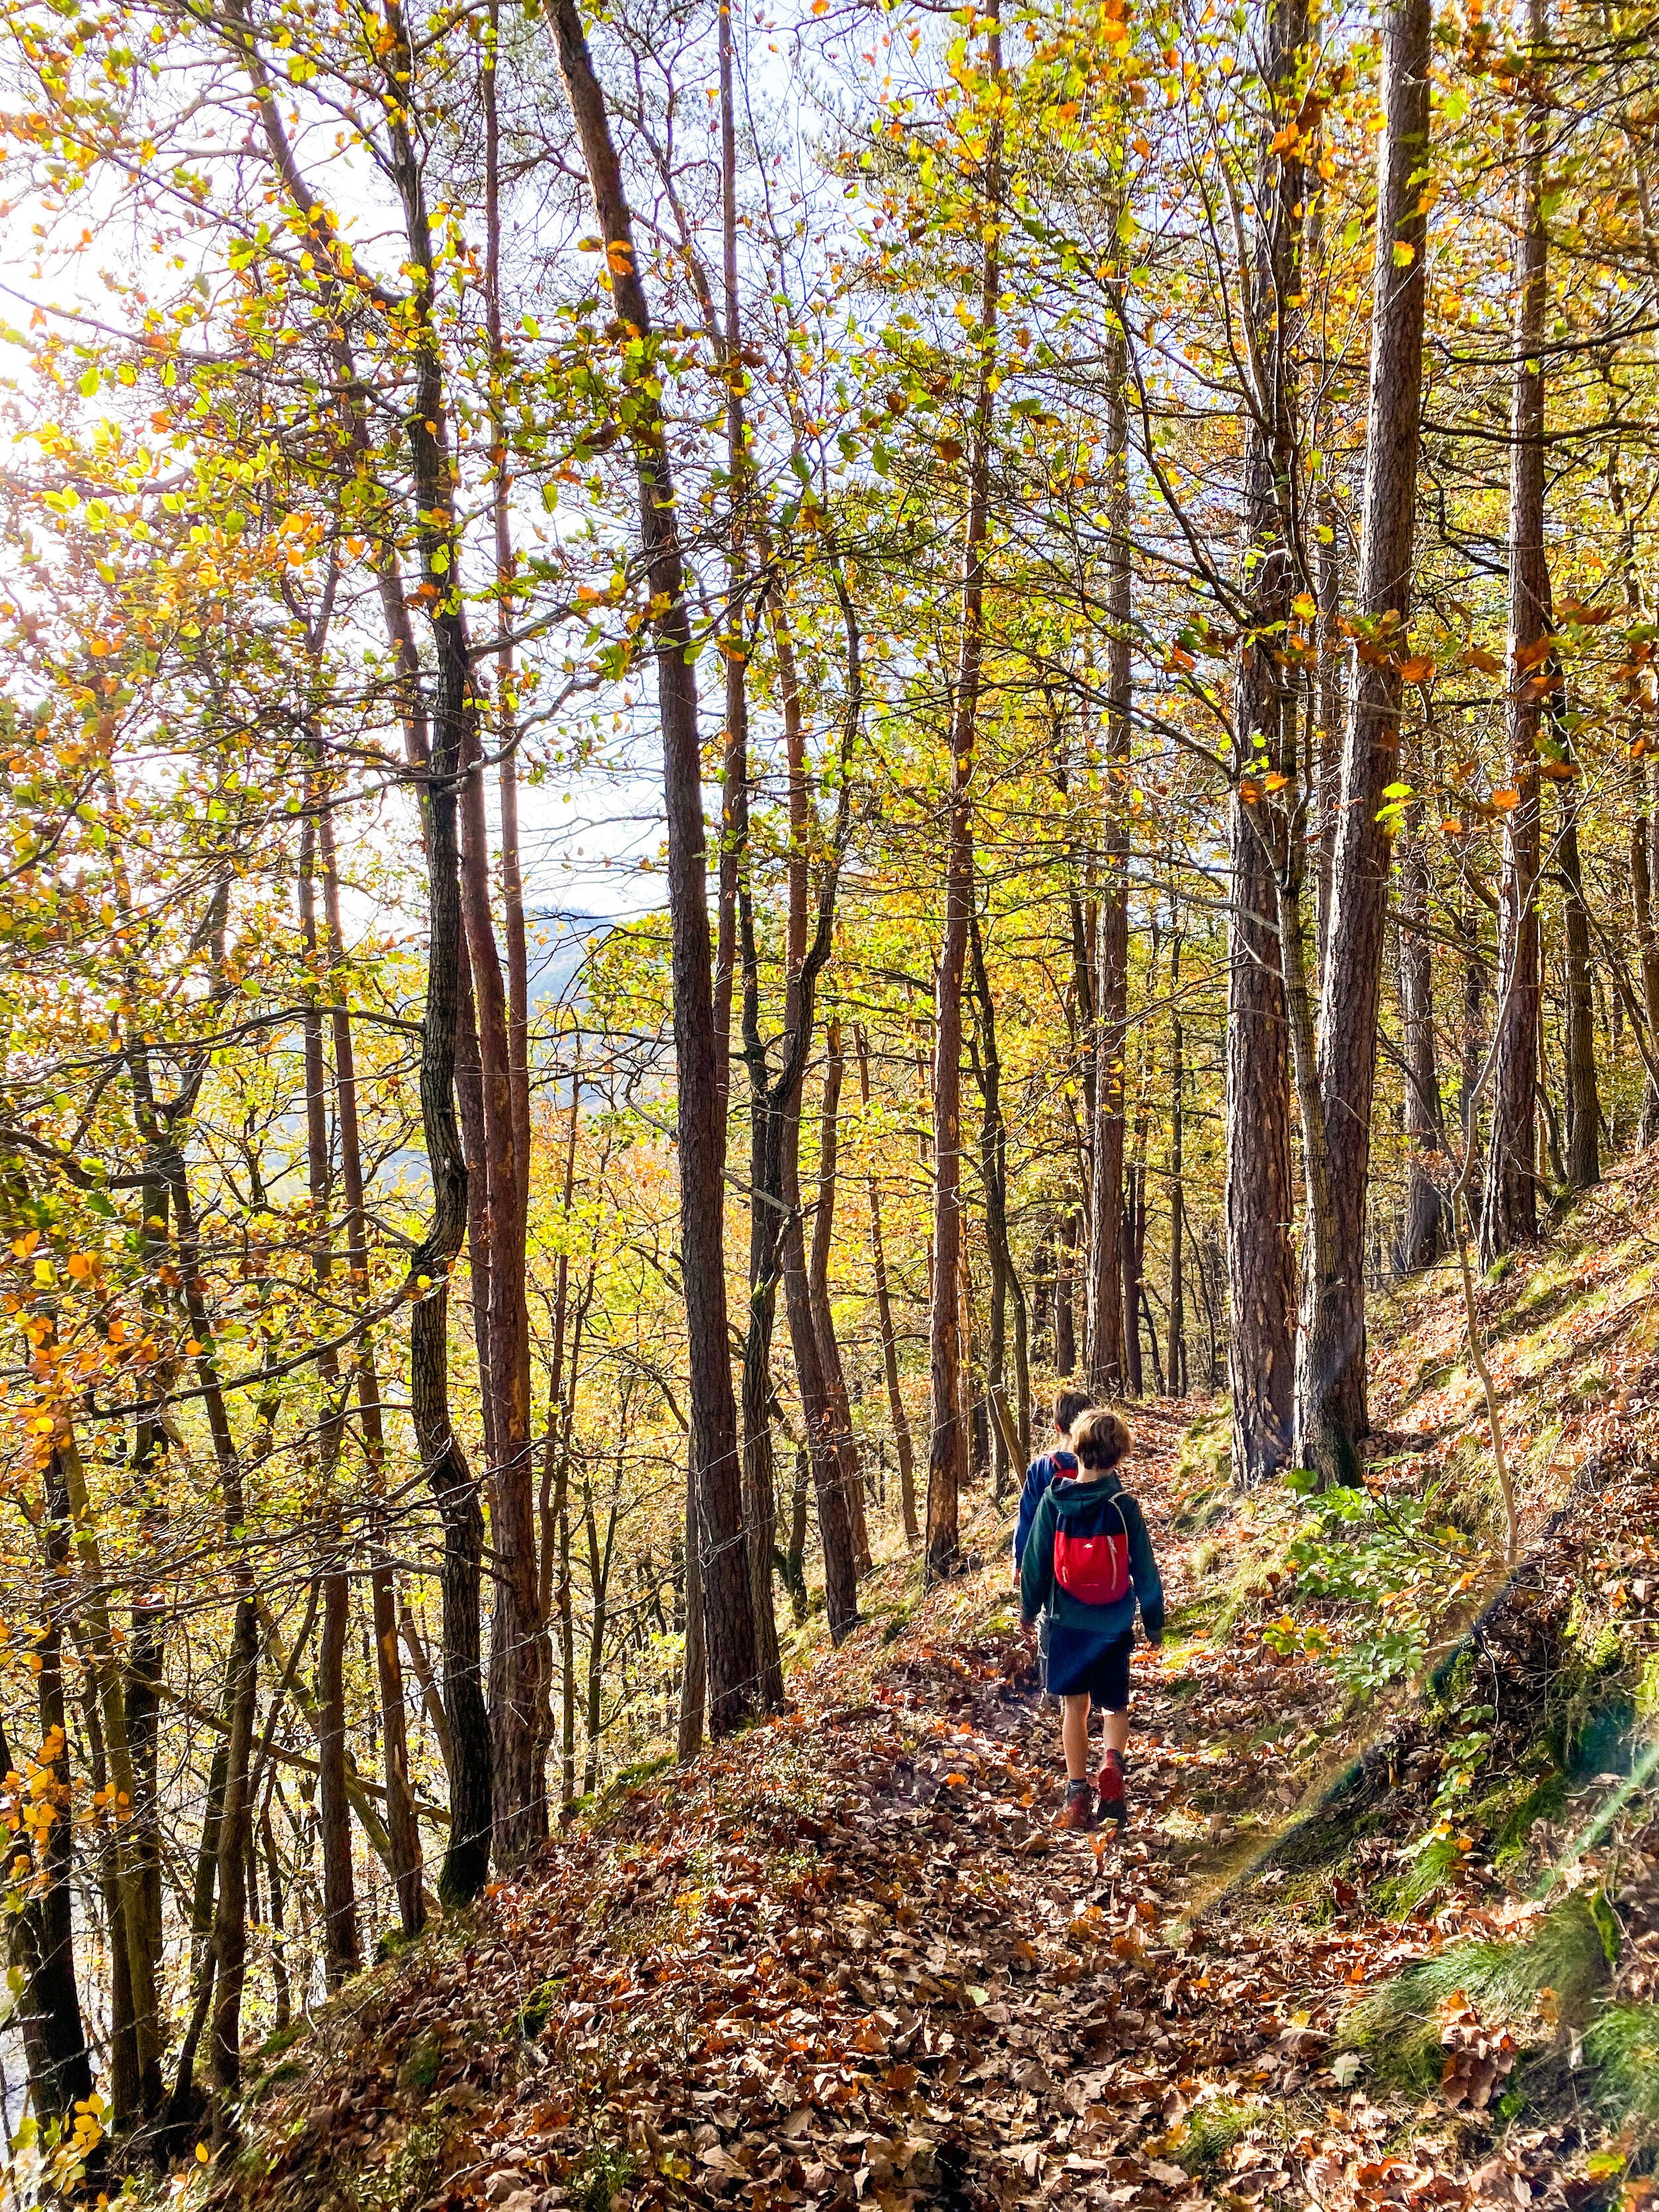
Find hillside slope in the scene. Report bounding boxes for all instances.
[202,1177,1659,2212]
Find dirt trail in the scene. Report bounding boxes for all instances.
[231,1408,1608,2212]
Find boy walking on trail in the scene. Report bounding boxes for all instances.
[1019,1408,1163,1831]
[1011,1388,1092,1582]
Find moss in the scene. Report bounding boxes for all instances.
[256,2021,309,2061]
[565,2142,637,2212]
[1584,2004,1659,2138]
[1488,1769,1567,1867]
[248,2059,306,2104]
[515,1982,561,2041]
[1342,1891,1612,2092]
[397,2032,445,2092]
[1167,2095,1267,2179]
[1548,1625,1638,1778]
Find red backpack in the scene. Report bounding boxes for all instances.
[1051,1491,1131,1607]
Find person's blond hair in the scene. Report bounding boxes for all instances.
[1070,1406,1131,1470]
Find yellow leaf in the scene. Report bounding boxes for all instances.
[1292,592,1317,619]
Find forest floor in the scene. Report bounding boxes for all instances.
[213,1163,1659,2212]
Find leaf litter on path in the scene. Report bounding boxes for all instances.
[226,1400,1642,2212]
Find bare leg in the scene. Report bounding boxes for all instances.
[1060,1694,1091,1780]
[1101,1704,1130,1755]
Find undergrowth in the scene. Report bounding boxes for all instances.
[1341,1891,1613,2095]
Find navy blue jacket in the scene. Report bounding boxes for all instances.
[1013,1447,1078,1572]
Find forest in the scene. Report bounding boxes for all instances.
[1,0,1658,2182]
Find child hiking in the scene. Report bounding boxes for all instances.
[1019,1406,1163,1831]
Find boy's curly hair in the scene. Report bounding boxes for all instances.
[1070,1407,1131,1469]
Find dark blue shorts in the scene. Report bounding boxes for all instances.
[1045,1626,1134,1708]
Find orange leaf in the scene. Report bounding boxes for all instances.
[1398,655,1435,683]
[1490,788,1520,810]
[1462,646,1502,675]
[1263,771,1289,793]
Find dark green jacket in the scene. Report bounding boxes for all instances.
[1019,1467,1164,1643]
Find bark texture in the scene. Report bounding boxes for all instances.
[1303,0,1433,1465]
[1482,0,1550,1263]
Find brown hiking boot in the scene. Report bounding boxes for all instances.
[1057,1779,1095,1831]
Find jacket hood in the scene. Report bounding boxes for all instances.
[1049,1466,1128,1517]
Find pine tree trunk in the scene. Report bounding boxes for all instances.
[1303,0,1432,1459]
[1482,0,1550,1263]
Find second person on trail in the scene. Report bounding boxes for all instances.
[1011,1386,1092,1582]
[1020,1406,1163,1832]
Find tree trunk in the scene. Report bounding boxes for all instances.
[1482,0,1549,1263]
[969,915,1029,1502]
[475,7,544,1870]
[676,1449,705,1760]
[1054,1213,1078,1376]
[856,1024,918,1540]
[750,553,861,1645]
[1559,784,1601,1190]
[809,1015,871,1572]
[1168,927,1187,1394]
[1394,817,1447,1273]
[1631,759,1659,1143]
[1086,307,1131,1401]
[210,1595,258,2100]
[550,0,757,1730]
[781,1107,861,1637]
[4,1507,92,2131]
[1224,0,1304,1487]
[1314,483,1343,982]
[1303,0,1433,1461]
[317,1565,359,1990]
[929,0,1001,1577]
[261,1806,291,2033]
